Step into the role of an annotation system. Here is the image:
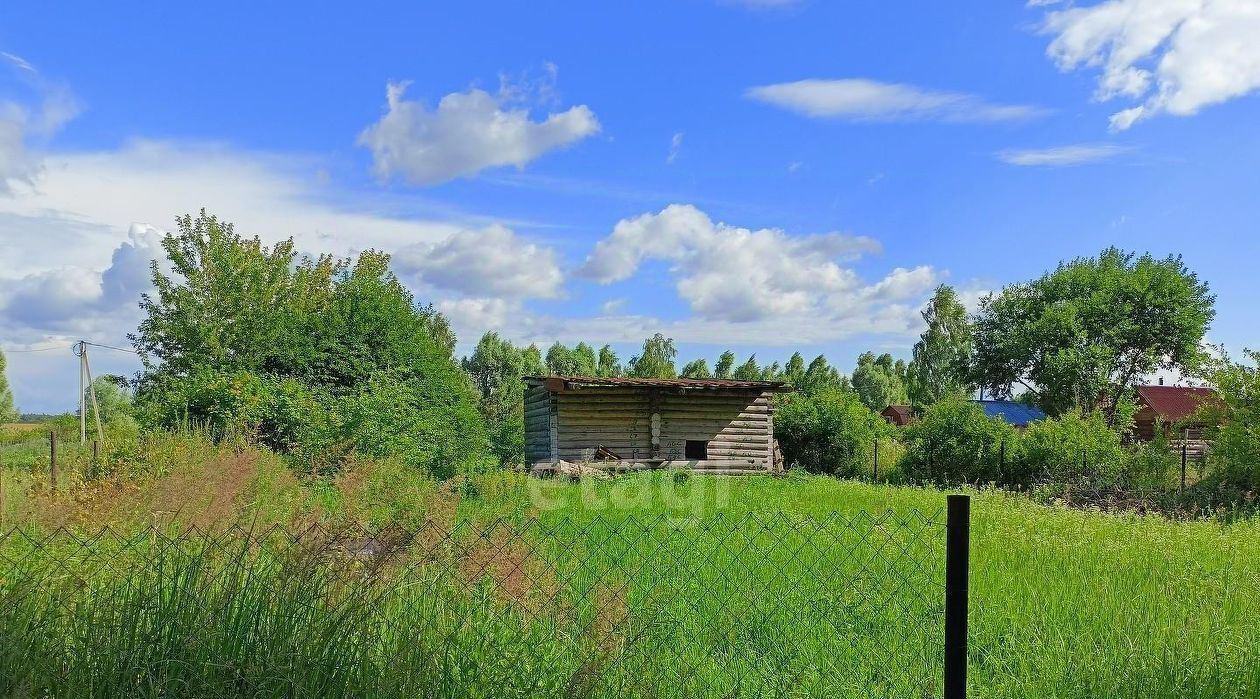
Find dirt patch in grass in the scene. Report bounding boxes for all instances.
[458,524,564,617]
[34,448,262,531]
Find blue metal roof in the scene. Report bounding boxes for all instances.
[972,400,1046,427]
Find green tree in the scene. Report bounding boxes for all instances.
[714,351,736,379]
[544,342,580,375]
[972,247,1214,418]
[1199,348,1260,489]
[732,355,760,381]
[679,359,711,378]
[572,342,599,376]
[907,285,973,409]
[523,345,545,375]
[0,349,16,422]
[852,352,908,411]
[761,361,782,381]
[784,352,807,387]
[628,333,677,378]
[596,345,622,377]
[797,355,847,396]
[463,332,536,464]
[132,210,484,477]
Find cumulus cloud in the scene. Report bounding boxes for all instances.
[358,77,600,186]
[746,79,1047,123]
[394,225,564,299]
[577,204,934,325]
[0,138,533,409]
[0,225,162,338]
[0,52,79,194]
[996,143,1131,166]
[1040,0,1260,129]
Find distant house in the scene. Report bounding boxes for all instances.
[523,375,793,474]
[972,400,1046,430]
[1131,384,1220,441]
[881,404,914,427]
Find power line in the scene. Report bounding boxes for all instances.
[1,340,139,355]
[0,343,76,353]
[83,341,139,355]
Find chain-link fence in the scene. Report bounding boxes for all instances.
[0,505,964,698]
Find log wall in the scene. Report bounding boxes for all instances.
[526,385,774,470]
[524,384,555,464]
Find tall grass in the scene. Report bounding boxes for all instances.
[1,463,1257,697]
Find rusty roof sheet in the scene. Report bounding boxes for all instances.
[524,375,792,392]
[1135,385,1220,422]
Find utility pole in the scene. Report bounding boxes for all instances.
[77,341,87,444]
[73,341,105,448]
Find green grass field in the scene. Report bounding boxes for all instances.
[1,438,1258,698]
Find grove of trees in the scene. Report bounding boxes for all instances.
[15,211,1237,507]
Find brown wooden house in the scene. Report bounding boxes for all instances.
[524,376,792,474]
[881,404,914,427]
[1131,384,1220,441]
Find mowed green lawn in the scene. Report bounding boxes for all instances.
[1,466,1257,698]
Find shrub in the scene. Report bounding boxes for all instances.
[1122,428,1179,491]
[1200,349,1260,490]
[336,368,488,481]
[775,388,890,477]
[1014,411,1126,487]
[899,398,1017,485]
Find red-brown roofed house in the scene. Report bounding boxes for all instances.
[1131,384,1221,441]
[881,405,914,427]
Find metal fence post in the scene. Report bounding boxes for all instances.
[873,438,879,482]
[944,494,971,699]
[49,431,58,494]
[1180,441,1188,493]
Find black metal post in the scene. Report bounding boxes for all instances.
[944,494,971,699]
[1180,441,1188,493]
[873,438,879,482]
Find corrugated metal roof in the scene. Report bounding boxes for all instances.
[1135,385,1220,422]
[524,375,792,392]
[972,400,1046,427]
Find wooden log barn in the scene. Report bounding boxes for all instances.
[524,376,793,475]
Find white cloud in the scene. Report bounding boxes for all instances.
[393,224,564,299]
[1040,0,1260,129]
[0,224,162,336]
[666,132,684,164]
[0,139,549,410]
[996,143,1130,166]
[0,52,80,194]
[746,79,1047,123]
[358,77,600,186]
[577,204,934,326]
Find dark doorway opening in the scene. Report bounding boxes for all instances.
[684,440,708,460]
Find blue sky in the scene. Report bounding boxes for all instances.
[2,0,1259,412]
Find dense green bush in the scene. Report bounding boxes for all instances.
[775,388,890,476]
[337,368,488,480]
[131,211,486,479]
[1014,411,1126,487]
[899,398,1017,485]
[1201,349,1260,491]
